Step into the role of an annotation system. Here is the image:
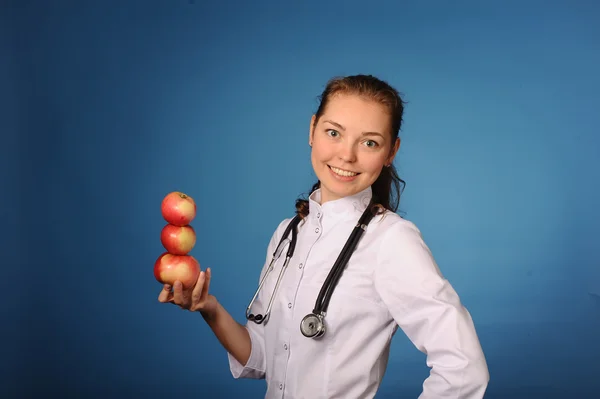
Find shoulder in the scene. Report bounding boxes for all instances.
[370,210,442,278]
[370,210,424,243]
[266,215,297,247]
[275,216,297,235]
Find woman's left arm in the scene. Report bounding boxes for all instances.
[373,220,490,399]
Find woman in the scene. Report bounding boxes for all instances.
[158,75,490,398]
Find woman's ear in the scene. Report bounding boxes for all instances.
[309,115,316,147]
[387,137,401,164]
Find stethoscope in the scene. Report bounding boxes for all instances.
[245,200,377,339]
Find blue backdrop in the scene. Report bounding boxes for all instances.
[3,0,599,398]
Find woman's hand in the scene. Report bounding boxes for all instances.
[158,268,218,318]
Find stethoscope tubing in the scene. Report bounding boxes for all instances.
[314,221,369,315]
[246,200,377,338]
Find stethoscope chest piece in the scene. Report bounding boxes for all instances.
[300,313,326,338]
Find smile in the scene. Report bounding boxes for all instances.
[329,165,360,177]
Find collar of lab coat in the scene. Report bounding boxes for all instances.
[307,185,373,223]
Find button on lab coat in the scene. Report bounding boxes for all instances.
[228,187,489,398]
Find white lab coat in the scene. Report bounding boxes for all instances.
[228,186,489,398]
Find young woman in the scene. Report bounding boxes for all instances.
[158,75,490,398]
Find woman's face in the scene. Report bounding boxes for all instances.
[309,93,400,204]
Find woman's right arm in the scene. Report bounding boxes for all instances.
[159,268,253,366]
[158,267,264,377]
[200,293,252,366]
[158,218,290,379]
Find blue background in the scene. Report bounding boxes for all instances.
[3,0,600,397]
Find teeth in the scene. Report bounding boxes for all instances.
[330,166,358,177]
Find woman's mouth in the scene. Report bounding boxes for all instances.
[328,165,360,179]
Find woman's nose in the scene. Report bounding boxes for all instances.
[338,143,357,163]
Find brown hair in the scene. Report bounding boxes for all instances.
[295,74,407,218]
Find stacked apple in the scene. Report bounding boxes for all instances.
[154,191,201,289]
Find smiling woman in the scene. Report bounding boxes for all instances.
[299,75,404,214]
[158,74,490,399]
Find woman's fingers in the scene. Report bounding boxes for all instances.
[158,284,174,303]
[172,281,189,307]
[200,268,212,303]
[191,270,206,306]
[159,268,212,311]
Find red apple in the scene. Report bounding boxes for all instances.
[161,192,196,226]
[161,224,196,255]
[154,252,200,289]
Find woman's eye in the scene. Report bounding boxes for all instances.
[365,140,378,148]
[326,129,339,137]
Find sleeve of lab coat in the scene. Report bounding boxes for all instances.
[373,220,490,398]
[227,218,291,380]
